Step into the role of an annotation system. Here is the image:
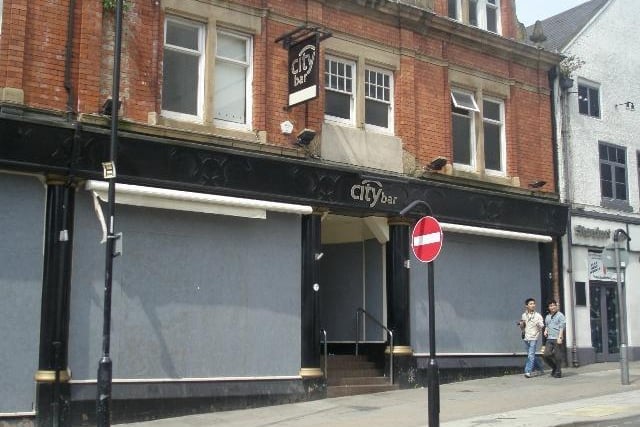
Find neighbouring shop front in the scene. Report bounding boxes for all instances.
[564,214,640,366]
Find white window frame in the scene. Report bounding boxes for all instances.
[468,0,501,34]
[324,56,357,126]
[214,29,253,131]
[364,65,394,134]
[0,0,4,35]
[451,89,478,171]
[482,97,506,176]
[161,17,206,123]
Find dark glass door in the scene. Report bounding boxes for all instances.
[589,282,620,362]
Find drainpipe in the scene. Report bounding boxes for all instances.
[64,0,77,121]
[555,66,579,367]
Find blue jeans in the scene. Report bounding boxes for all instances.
[524,340,544,374]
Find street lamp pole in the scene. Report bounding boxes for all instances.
[97,1,124,425]
[400,200,439,427]
[613,228,630,386]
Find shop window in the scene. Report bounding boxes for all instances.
[162,17,253,129]
[325,56,394,133]
[578,82,601,118]
[451,90,505,175]
[599,142,627,202]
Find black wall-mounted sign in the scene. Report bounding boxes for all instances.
[288,34,318,107]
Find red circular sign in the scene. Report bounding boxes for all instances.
[411,216,443,263]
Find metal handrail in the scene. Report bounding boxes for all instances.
[355,307,394,384]
[320,328,328,379]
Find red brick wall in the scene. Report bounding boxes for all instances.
[0,0,554,192]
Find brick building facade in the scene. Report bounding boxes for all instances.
[0,0,566,425]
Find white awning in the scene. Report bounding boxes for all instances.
[441,222,552,243]
[85,180,313,219]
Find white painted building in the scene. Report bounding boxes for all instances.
[532,0,640,366]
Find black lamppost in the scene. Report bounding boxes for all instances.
[399,200,440,427]
[97,1,124,425]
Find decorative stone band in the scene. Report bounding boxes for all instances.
[34,368,71,383]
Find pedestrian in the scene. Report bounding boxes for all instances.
[543,299,566,378]
[519,297,545,378]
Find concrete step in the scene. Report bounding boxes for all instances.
[327,383,399,398]
[328,376,391,386]
[328,367,384,378]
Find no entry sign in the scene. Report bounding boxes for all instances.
[411,216,443,263]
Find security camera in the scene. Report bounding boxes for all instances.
[296,128,316,146]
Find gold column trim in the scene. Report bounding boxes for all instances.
[299,367,323,378]
[385,345,413,355]
[387,217,412,226]
[34,368,71,383]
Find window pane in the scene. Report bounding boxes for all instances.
[326,91,351,120]
[589,88,600,117]
[365,99,389,128]
[616,184,627,200]
[486,7,497,33]
[217,32,246,62]
[578,85,589,115]
[452,114,471,165]
[600,162,612,181]
[162,50,199,115]
[616,148,625,164]
[448,0,458,18]
[469,0,478,26]
[214,61,246,123]
[166,20,199,50]
[600,164,613,198]
[599,143,607,159]
[483,100,500,120]
[451,91,478,111]
[615,166,626,184]
[484,122,501,170]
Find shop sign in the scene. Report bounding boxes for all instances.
[288,35,318,107]
[588,252,623,282]
[574,225,611,239]
[350,180,398,208]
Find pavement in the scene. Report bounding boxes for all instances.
[121,361,640,427]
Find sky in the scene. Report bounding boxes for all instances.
[515,0,590,26]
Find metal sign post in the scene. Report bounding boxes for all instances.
[400,201,441,427]
[613,229,630,385]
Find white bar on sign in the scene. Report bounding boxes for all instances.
[289,85,317,106]
[413,232,441,247]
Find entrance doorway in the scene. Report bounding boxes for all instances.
[589,281,620,362]
[319,215,388,345]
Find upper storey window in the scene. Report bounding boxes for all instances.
[465,0,502,34]
[578,82,601,118]
[162,18,205,121]
[162,16,253,130]
[324,56,394,134]
[451,89,506,175]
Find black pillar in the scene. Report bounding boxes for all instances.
[386,218,412,354]
[35,177,76,427]
[300,212,323,378]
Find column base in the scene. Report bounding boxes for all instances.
[299,367,323,378]
[386,345,413,355]
[34,368,71,383]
